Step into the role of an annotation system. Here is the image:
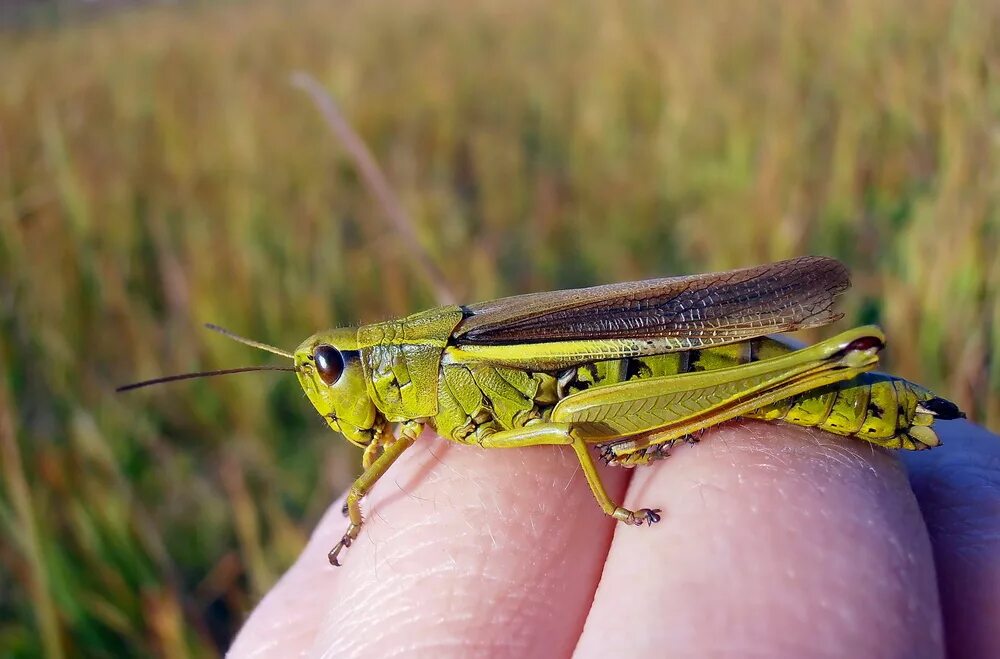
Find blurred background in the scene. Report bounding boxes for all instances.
[1,0,997,655]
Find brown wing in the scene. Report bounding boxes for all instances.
[455,256,849,346]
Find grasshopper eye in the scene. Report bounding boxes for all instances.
[313,344,345,386]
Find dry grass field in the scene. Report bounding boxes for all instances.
[0,0,997,654]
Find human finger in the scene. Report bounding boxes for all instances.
[901,421,1000,659]
[576,421,943,659]
[231,430,629,658]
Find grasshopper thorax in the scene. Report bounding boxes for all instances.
[295,328,381,448]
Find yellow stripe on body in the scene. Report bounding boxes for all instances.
[447,335,746,371]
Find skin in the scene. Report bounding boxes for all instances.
[230,419,1000,659]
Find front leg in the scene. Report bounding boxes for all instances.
[362,439,385,470]
[329,421,423,566]
[341,426,392,516]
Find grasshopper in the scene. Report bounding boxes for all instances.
[120,256,964,565]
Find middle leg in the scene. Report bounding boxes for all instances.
[479,423,661,526]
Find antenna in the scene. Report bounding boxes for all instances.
[204,323,294,359]
[116,365,296,392]
[116,324,296,392]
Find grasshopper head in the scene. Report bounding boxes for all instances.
[118,324,382,448]
[294,329,381,448]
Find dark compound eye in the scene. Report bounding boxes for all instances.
[313,344,345,386]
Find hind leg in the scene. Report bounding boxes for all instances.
[600,429,708,467]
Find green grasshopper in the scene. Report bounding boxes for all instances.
[120,256,964,565]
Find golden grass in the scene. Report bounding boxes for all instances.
[0,0,997,653]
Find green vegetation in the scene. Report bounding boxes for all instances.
[1,0,997,654]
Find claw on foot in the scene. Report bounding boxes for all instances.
[327,536,352,566]
[327,525,360,567]
[638,508,662,525]
[613,506,663,526]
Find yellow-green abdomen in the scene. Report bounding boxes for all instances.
[556,336,958,450]
[744,374,945,450]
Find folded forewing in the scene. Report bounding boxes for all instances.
[454,256,849,349]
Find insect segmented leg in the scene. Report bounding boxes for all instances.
[329,421,422,566]
[551,329,883,449]
[341,439,389,518]
[362,440,385,470]
[597,444,617,465]
[607,443,673,468]
[600,429,707,468]
[597,442,666,468]
[479,424,662,526]
[569,436,662,525]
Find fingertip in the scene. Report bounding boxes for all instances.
[901,420,1000,659]
[577,421,943,658]
[233,431,628,657]
[228,497,352,658]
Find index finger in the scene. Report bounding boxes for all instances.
[576,421,944,658]
[229,431,628,658]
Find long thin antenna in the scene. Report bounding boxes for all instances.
[116,366,296,393]
[204,324,294,359]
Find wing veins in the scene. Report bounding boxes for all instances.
[455,256,849,346]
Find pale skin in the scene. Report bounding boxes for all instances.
[230,419,999,659]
